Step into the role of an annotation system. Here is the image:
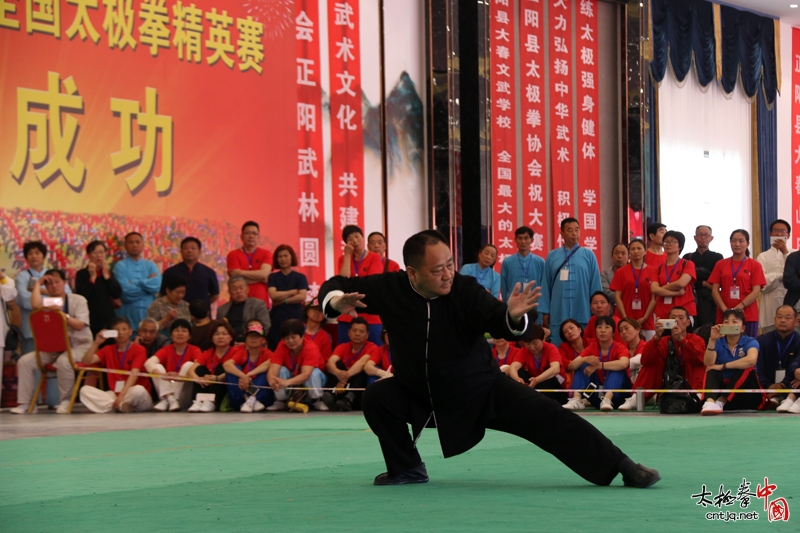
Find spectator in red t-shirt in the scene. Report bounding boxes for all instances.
[492,336,519,372]
[617,317,647,386]
[323,316,376,411]
[611,238,657,340]
[79,317,153,413]
[564,316,631,411]
[708,229,767,338]
[584,291,623,344]
[187,320,237,413]
[223,321,275,412]
[226,221,273,307]
[508,324,567,404]
[367,231,402,273]
[365,328,394,381]
[268,319,328,412]
[650,231,697,321]
[303,299,332,361]
[645,222,667,269]
[558,319,586,390]
[337,225,385,345]
[144,319,202,412]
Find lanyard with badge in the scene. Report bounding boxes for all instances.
[532,351,543,375]
[598,346,611,381]
[174,345,188,372]
[114,342,132,393]
[353,251,367,277]
[346,344,366,368]
[518,254,532,283]
[729,258,745,301]
[246,349,258,373]
[242,249,256,270]
[631,265,644,311]
[662,261,682,305]
[775,333,796,383]
[212,347,231,372]
[497,346,511,366]
[559,246,579,282]
[476,266,490,286]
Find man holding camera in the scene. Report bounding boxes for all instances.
[11,270,92,414]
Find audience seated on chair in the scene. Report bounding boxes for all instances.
[146,274,191,335]
[144,319,201,412]
[223,320,275,413]
[216,276,271,342]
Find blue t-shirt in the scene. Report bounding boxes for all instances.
[714,335,759,380]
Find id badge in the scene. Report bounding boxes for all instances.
[560,268,569,281]
[729,286,741,300]
[663,296,673,305]
[631,298,642,311]
[114,380,125,393]
[776,369,786,383]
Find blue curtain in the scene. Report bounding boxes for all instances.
[757,94,778,251]
[646,81,659,226]
[719,6,778,105]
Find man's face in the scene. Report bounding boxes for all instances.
[775,306,796,333]
[368,234,386,255]
[166,286,186,305]
[668,309,690,335]
[125,235,144,258]
[245,333,265,349]
[113,322,133,344]
[26,248,45,269]
[694,226,713,249]
[650,227,666,245]
[612,245,629,268]
[44,275,66,297]
[171,326,191,345]
[284,333,303,352]
[306,307,323,323]
[407,242,454,299]
[138,323,158,344]
[181,241,200,263]
[561,222,580,246]
[241,225,259,249]
[348,324,369,345]
[590,295,610,317]
[515,233,532,254]
[229,280,248,303]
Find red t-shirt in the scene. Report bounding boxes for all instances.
[154,344,202,373]
[229,346,273,371]
[195,346,238,372]
[369,345,393,372]
[513,342,561,378]
[96,342,151,392]
[226,247,273,304]
[644,250,666,270]
[332,341,378,369]
[652,258,697,319]
[707,257,766,323]
[577,341,629,385]
[492,344,520,366]
[271,339,323,374]
[305,329,332,362]
[584,315,624,343]
[610,264,657,329]
[336,251,385,325]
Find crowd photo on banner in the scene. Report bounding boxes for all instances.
[3,215,800,417]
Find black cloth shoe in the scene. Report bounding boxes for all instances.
[619,457,661,488]
[321,392,335,410]
[335,398,352,412]
[374,463,429,486]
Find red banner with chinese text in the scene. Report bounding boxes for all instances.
[793,27,800,247]
[518,0,548,258]
[327,0,364,267]
[549,0,574,247]
[490,0,517,270]
[296,0,326,298]
[576,0,601,261]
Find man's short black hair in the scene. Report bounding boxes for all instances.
[342,225,363,243]
[770,219,791,235]
[721,308,745,324]
[560,217,579,231]
[44,268,66,280]
[647,222,666,239]
[180,236,202,249]
[110,316,132,328]
[189,299,208,320]
[367,231,386,242]
[589,290,611,305]
[669,306,690,319]
[170,318,192,333]
[23,241,47,259]
[403,230,448,269]
[349,317,369,330]
[85,240,106,255]
[776,304,798,318]
[280,318,305,338]
[514,226,534,238]
[663,230,686,253]
[124,231,143,241]
[241,221,259,233]
[163,274,188,292]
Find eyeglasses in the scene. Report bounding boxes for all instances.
[771,229,789,235]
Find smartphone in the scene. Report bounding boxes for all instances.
[770,236,785,246]
[657,319,676,330]
[582,382,598,399]
[102,330,119,338]
[719,325,740,335]
[43,297,64,308]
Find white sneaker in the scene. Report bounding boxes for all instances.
[564,398,585,410]
[56,401,71,414]
[252,400,266,412]
[701,401,723,416]
[154,399,169,412]
[10,405,34,414]
[240,395,257,413]
[167,396,180,412]
[600,398,614,411]
[618,395,638,411]
[777,398,795,413]
[200,400,215,413]
[312,400,329,411]
[266,400,286,412]
[188,400,203,413]
[788,400,800,414]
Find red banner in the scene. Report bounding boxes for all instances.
[549,0,574,247]
[576,0,601,262]
[518,0,547,258]
[793,27,800,247]
[296,0,326,299]
[327,0,364,266]
[490,0,518,269]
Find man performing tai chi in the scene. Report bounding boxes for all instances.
[319,230,660,487]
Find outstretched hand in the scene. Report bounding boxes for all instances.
[506,281,540,322]
[330,292,367,318]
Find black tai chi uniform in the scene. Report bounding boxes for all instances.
[320,271,627,485]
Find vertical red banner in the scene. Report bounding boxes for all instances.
[793,27,800,247]
[549,0,574,247]
[296,0,326,298]
[327,0,365,267]
[576,0,601,262]
[518,0,548,258]
[490,0,518,270]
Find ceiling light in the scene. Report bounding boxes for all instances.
[792,4,798,8]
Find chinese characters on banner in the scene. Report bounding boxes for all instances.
[327,0,365,268]
[518,0,548,258]
[549,0,574,248]
[490,0,518,270]
[793,27,800,247]
[296,0,325,297]
[576,0,601,258]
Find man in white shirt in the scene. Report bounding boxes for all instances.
[758,220,793,333]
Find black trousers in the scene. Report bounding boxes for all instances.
[705,367,764,410]
[326,360,367,409]
[192,364,228,411]
[517,369,569,405]
[362,374,627,485]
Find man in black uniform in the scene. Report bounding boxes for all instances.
[320,230,659,487]
[684,225,723,328]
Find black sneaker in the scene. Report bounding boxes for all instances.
[321,392,335,410]
[620,458,661,488]
[374,463,429,485]
[335,397,352,412]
